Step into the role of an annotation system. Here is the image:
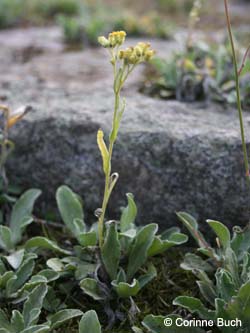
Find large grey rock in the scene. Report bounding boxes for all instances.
[1,27,250,230]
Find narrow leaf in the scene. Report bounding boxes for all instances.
[148,232,188,257]
[6,257,35,295]
[20,326,50,333]
[25,237,70,255]
[10,189,41,244]
[49,309,83,329]
[0,310,11,331]
[97,129,109,175]
[56,185,85,238]
[11,310,24,332]
[101,222,121,280]
[23,283,48,327]
[5,249,24,269]
[127,224,158,281]
[207,220,231,249]
[177,212,207,248]
[120,193,137,232]
[80,278,104,300]
[173,296,215,320]
[0,226,14,251]
[138,263,157,289]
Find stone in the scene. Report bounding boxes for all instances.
[1,27,250,231]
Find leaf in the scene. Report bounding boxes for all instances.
[0,226,14,251]
[138,263,157,289]
[0,271,15,289]
[75,263,97,280]
[23,283,48,327]
[224,247,240,286]
[11,310,24,332]
[48,309,83,329]
[241,252,250,281]
[127,224,158,281]
[148,232,188,257]
[101,222,121,280]
[7,106,30,129]
[112,279,140,298]
[231,227,250,259]
[215,298,231,322]
[14,216,34,241]
[173,296,215,320]
[216,269,236,301]
[0,258,6,274]
[46,258,64,272]
[56,185,85,238]
[5,249,25,269]
[9,189,41,244]
[80,278,105,300]
[120,193,137,232]
[120,228,137,239]
[25,237,70,255]
[116,268,126,283]
[97,129,109,175]
[79,310,101,333]
[21,275,47,291]
[6,257,35,296]
[0,310,11,331]
[42,286,61,313]
[207,220,231,249]
[20,326,50,333]
[197,280,217,306]
[142,314,175,333]
[221,281,250,326]
[160,227,180,238]
[78,231,97,247]
[180,253,214,272]
[132,327,143,333]
[177,212,207,248]
[35,269,59,283]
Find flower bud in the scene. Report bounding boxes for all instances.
[144,49,155,61]
[98,36,110,48]
[108,31,126,47]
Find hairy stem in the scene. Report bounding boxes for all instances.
[224,0,250,187]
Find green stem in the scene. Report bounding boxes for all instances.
[0,109,9,192]
[97,59,137,247]
[224,0,250,187]
[98,90,120,247]
[238,44,250,76]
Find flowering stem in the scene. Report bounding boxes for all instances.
[98,89,120,248]
[0,107,9,192]
[238,44,250,76]
[224,0,250,187]
[97,32,155,247]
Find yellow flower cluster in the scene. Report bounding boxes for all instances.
[98,31,155,64]
[118,42,155,64]
[98,31,127,48]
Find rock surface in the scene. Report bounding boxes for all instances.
[1,27,250,230]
